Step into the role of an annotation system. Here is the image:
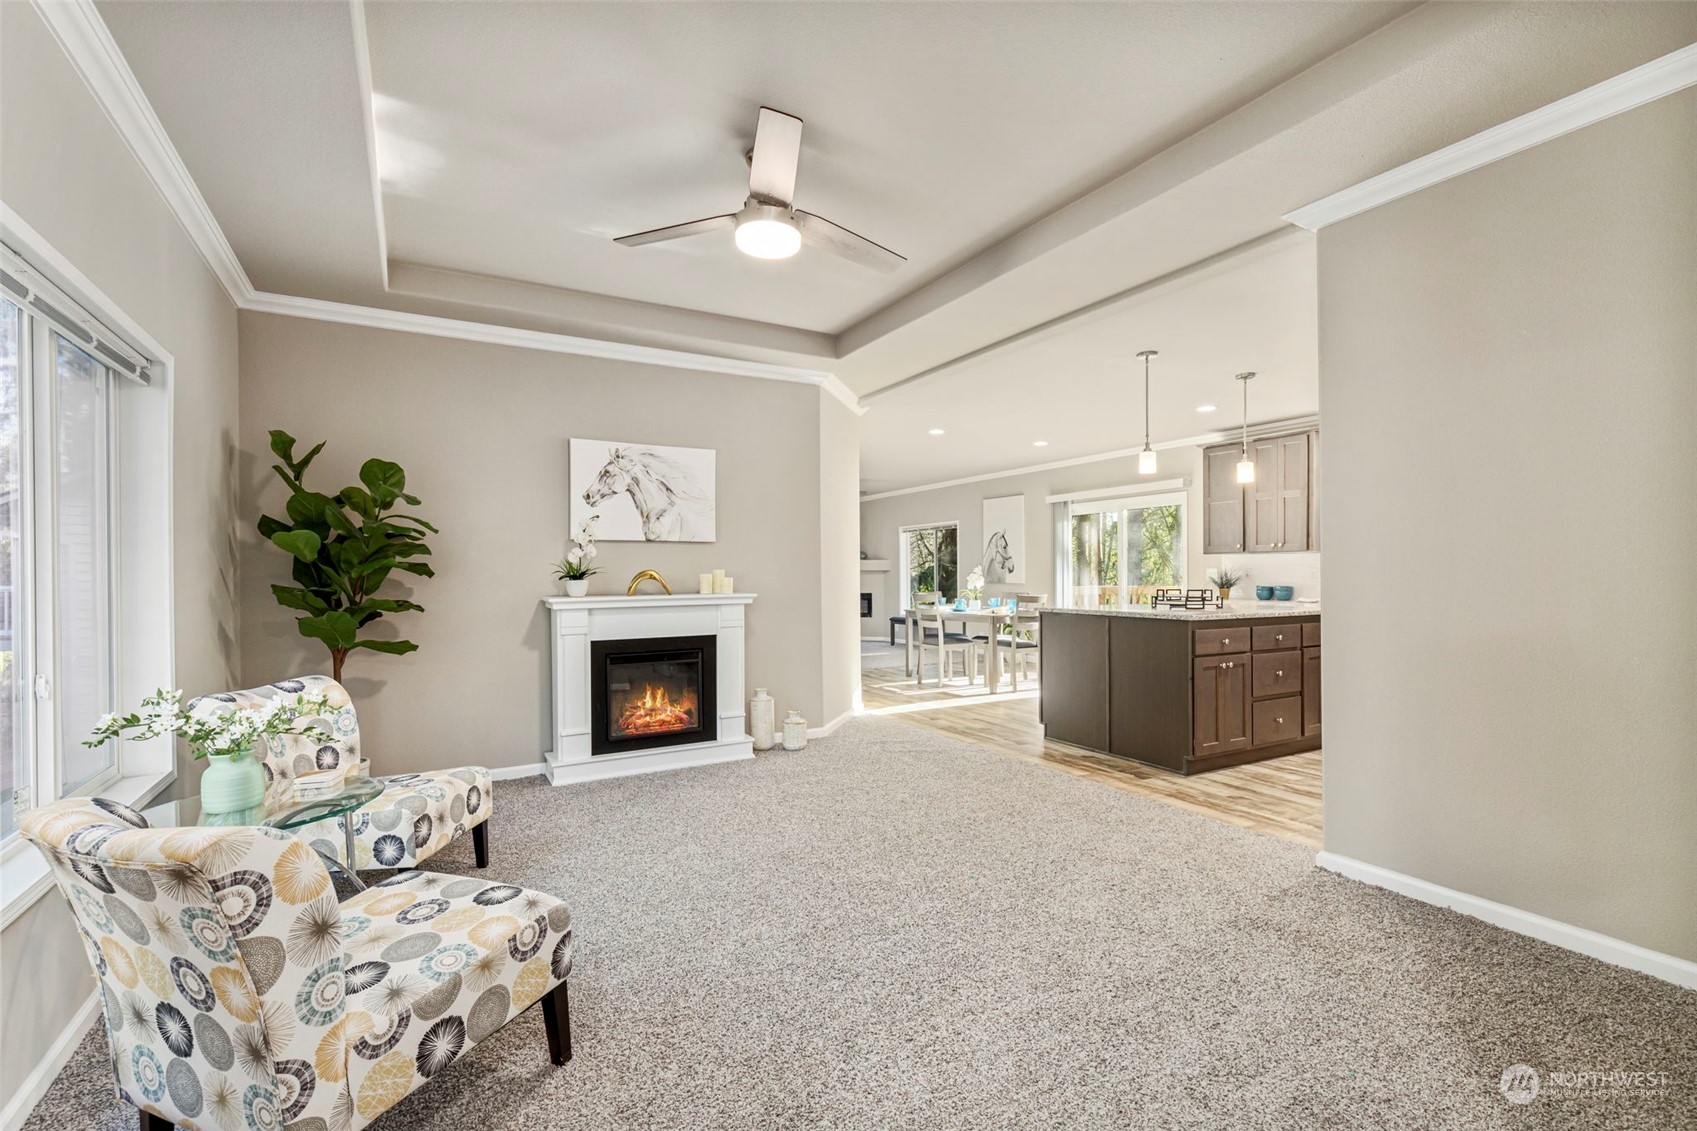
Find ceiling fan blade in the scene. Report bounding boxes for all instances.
[795,211,906,272]
[614,214,736,247]
[748,107,803,206]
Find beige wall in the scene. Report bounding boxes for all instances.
[237,311,847,769]
[0,2,241,1111]
[818,396,862,722]
[1319,90,1697,961]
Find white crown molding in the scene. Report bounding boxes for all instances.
[1285,42,1697,231]
[1316,852,1697,991]
[860,414,1318,502]
[32,0,256,303]
[36,0,864,411]
[245,290,860,405]
[347,0,390,291]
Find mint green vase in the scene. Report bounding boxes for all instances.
[199,747,266,815]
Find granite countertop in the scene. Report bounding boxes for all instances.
[1037,601,1320,622]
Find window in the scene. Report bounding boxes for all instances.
[1065,493,1185,608]
[1,282,129,837]
[901,523,958,607]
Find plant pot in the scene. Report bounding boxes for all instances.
[1218,587,1233,601]
[564,579,589,597]
[200,747,267,815]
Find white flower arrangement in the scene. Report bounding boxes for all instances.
[85,687,333,760]
[963,567,986,600]
[553,514,602,581]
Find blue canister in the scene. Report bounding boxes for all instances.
[1274,585,1294,601]
[1255,585,1275,600]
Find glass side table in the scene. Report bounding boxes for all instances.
[142,773,388,892]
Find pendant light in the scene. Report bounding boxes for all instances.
[1136,350,1158,475]
[1235,371,1257,484]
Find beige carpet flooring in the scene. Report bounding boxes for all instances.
[23,716,1697,1130]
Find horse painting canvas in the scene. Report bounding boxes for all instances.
[980,494,1026,584]
[572,439,716,542]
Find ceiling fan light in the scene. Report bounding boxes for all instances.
[735,216,800,259]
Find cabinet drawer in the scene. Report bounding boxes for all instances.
[1252,696,1303,745]
[1302,620,1321,647]
[1251,650,1302,698]
[1251,624,1301,651]
[1193,627,1250,655]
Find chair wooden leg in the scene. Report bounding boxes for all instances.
[140,1109,176,1130]
[540,980,572,1065]
[472,821,489,868]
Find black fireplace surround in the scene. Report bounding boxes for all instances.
[590,634,718,756]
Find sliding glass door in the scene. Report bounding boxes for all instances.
[1066,493,1184,608]
[901,524,958,607]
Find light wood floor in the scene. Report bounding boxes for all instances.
[860,646,1323,847]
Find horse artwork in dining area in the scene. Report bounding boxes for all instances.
[572,437,717,542]
[980,494,1025,584]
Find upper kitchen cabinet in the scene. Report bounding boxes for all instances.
[1204,429,1317,554]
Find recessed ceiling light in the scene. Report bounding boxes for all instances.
[928,428,945,436]
[1033,440,1049,447]
[1196,404,1217,413]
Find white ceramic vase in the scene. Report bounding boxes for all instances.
[750,688,776,750]
[564,579,589,597]
[782,710,807,751]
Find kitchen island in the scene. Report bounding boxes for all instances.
[1039,604,1320,774]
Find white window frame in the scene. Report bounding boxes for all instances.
[1062,490,1188,609]
[897,521,958,610]
[0,209,177,926]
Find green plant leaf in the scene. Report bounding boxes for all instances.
[359,459,406,506]
[351,598,423,615]
[286,490,336,528]
[341,485,376,520]
[269,429,298,466]
[394,561,435,578]
[270,529,323,562]
[294,440,326,477]
[271,584,329,614]
[388,514,439,534]
[298,611,359,650]
[349,639,419,655]
[257,514,289,539]
[320,501,358,537]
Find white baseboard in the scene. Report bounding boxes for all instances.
[807,709,857,739]
[488,761,548,782]
[1315,851,1697,990]
[1,990,100,1131]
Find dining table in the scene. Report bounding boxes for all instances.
[903,605,1023,692]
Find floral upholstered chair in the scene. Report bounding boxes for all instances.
[188,677,493,873]
[20,797,574,1131]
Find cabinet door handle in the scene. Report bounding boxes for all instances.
[1275,670,1284,677]
[1275,716,1285,724]
[1275,633,1284,642]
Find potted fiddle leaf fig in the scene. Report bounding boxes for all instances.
[258,431,437,682]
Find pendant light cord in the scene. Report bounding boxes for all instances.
[1143,354,1151,451]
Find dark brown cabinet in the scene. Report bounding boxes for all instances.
[1204,429,1316,555]
[1041,611,1320,775]
[1192,655,1250,757]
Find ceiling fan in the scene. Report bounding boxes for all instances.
[613,107,906,272]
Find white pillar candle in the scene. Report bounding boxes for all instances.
[699,573,714,594]
[716,575,734,594]
[712,569,726,587]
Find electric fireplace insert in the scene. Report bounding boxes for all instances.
[590,634,718,755]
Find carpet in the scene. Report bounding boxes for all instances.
[24,717,1697,1130]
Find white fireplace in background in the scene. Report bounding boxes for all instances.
[542,593,755,785]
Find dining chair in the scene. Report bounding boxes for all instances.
[189,676,492,875]
[995,606,1043,691]
[19,797,574,1131]
[898,593,942,675]
[914,606,975,687]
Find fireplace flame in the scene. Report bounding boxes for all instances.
[616,682,698,736]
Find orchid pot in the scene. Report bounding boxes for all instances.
[564,579,590,598]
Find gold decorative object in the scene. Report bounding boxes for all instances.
[626,569,673,596]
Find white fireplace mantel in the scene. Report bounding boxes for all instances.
[541,593,755,785]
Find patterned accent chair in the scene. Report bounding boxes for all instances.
[188,676,493,873]
[20,798,574,1131]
